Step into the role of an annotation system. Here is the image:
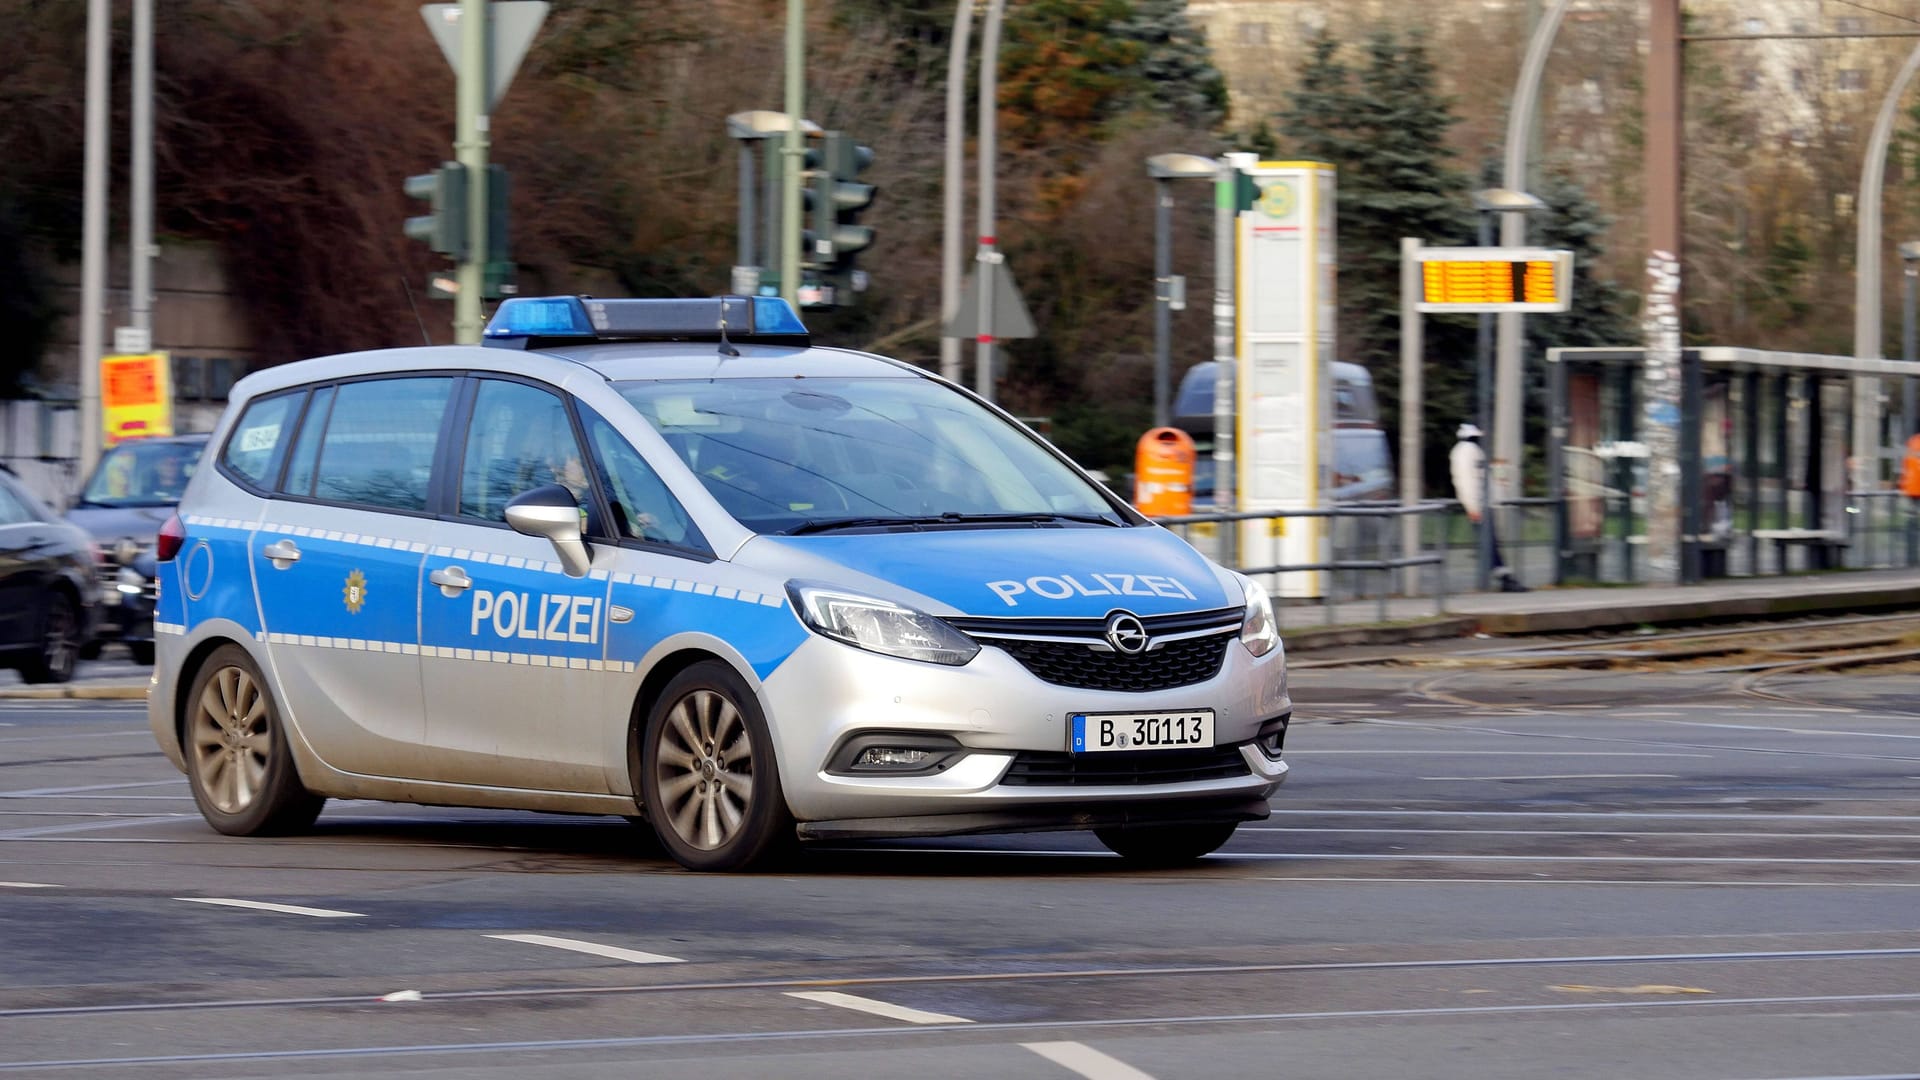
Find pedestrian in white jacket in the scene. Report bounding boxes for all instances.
[1450,423,1527,592]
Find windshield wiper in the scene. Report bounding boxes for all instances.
[785,512,1121,535]
[786,515,958,535]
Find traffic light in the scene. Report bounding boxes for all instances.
[802,132,876,290]
[403,162,468,258]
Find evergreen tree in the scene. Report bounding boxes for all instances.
[1278,29,1477,492]
[1112,0,1228,130]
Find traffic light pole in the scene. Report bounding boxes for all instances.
[973,0,1005,402]
[780,0,805,308]
[453,0,489,343]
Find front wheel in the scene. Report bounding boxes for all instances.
[19,591,80,684]
[637,661,792,872]
[1094,822,1239,866]
[183,645,324,836]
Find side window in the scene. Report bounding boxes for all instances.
[281,385,335,497]
[220,393,299,490]
[458,380,587,522]
[313,378,453,512]
[0,480,30,525]
[584,412,699,549]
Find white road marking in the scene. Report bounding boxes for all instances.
[0,780,181,798]
[176,897,365,918]
[1418,773,1680,781]
[486,934,684,965]
[869,847,1920,867]
[1290,750,1710,757]
[1244,826,1920,840]
[0,881,61,888]
[785,990,973,1025]
[0,816,184,839]
[1261,876,1920,888]
[0,729,150,744]
[1269,808,1920,821]
[1023,1041,1157,1080]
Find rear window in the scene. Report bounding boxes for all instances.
[220,396,296,489]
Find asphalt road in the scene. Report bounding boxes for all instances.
[1,657,1917,1079]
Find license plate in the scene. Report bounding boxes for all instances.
[1070,711,1214,753]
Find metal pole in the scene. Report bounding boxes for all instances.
[78,0,110,486]
[1400,237,1424,594]
[737,143,756,270]
[1153,178,1173,428]
[1476,211,1495,592]
[940,0,974,386]
[1854,42,1920,494]
[1643,0,1684,584]
[973,0,1005,402]
[453,0,487,343]
[1213,156,1243,520]
[780,0,805,308]
[1494,0,1574,509]
[764,139,783,290]
[130,0,154,341]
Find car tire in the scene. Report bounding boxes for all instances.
[19,590,80,685]
[637,660,793,872]
[183,644,324,836]
[128,641,155,666]
[1094,822,1239,866]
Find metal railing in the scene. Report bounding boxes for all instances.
[1154,501,1453,625]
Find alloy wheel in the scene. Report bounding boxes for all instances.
[189,665,272,814]
[652,688,755,851]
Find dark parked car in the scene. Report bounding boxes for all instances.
[0,465,97,683]
[64,434,207,664]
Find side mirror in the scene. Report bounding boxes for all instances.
[504,484,592,578]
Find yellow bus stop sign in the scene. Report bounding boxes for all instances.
[101,352,174,446]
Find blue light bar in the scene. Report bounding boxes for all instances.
[484,297,593,339]
[483,296,809,348]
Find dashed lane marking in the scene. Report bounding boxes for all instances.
[1417,773,1681,781]
[0,882,61,888]
[1023,1041,1157,1080]
[784,990,973,1025]
[486,934,684,965]
[0,780,181,798]
[175,897,365,918]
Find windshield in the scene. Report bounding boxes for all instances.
[615,377,1123,534]
[79,440,201,507]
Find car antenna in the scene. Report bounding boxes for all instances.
[716,295,742,358]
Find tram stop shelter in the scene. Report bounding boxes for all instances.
[1546,346,1920,585]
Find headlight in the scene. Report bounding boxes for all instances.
[788,583,980,666]
[114,566,145,595]
[1238,575,1281,658]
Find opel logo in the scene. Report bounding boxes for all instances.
[1104,612,1150,656]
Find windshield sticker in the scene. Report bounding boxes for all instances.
[986,573,1197,608]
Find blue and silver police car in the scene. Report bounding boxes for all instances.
[147,297,1290,870]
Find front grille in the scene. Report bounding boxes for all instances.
[1000,744,1251,786]
[949,607,1241,692]
[988,633,1232,692]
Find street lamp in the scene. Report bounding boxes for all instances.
[1145,153,1220,429]
[1469,187,1547,591]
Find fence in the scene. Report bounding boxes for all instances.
[1150,487,1919,622]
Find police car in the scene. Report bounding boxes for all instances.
[147,296,1290,871]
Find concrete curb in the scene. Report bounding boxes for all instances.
[1465,583,1920,636]
[1282,617,1477,654]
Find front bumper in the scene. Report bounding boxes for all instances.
[759,630,1291,825]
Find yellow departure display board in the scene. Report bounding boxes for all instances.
[1413,247,1574,313]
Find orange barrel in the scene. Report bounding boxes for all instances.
[1133,427,1196,516]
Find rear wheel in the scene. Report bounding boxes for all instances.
[1094,822,1239,866]
[19,591,79,684]
[183,645,324,836]
[638,661,792,871]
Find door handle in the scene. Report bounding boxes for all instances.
[261,539,301,569]
[429,565,472,597]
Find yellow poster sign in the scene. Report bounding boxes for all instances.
[101,352,174,446]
